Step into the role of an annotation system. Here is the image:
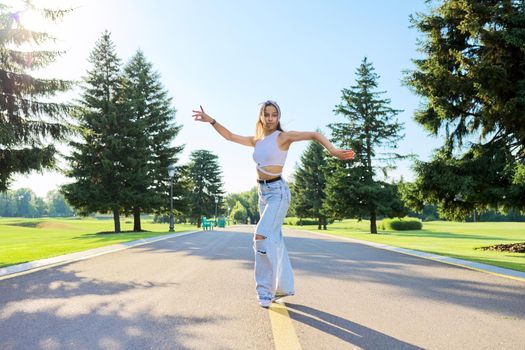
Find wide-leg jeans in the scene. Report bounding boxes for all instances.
[253,179,295,301]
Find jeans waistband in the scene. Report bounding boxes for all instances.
[257,176,282,184]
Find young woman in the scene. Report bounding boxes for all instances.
[192,100,355,308]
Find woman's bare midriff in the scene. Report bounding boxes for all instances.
[257,165,283,180]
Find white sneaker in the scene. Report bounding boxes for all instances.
[259,297,272,308]
[272,293,294,302]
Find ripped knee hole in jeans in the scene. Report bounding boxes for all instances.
[254,234,267,254]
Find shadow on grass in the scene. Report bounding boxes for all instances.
[5,221,40,228]
[95,230,152,235]
[71,231,172,243]
[5,221,77,230]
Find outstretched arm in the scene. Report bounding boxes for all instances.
[281,131,355,160]
[192,106,255,147]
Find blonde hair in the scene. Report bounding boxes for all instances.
[255,100,284,140]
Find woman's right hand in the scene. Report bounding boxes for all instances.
[192,105,214,124]
[331,148,356,160]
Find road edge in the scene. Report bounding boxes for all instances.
[0,230,200,281]
[291,228,525,283]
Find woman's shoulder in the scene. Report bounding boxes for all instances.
[277,130,297,140]
[278,130,317,144]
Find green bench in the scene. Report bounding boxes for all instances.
[201,217,216,230]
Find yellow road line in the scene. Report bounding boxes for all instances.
[269,301,302,350]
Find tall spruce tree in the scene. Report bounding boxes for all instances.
[291,135,329,229]
[62,31,127,232]
[326,57,406,233]
[404,0,525,219]
[120,50,184,231]
[186,150,225,227]
[0,2,73,191]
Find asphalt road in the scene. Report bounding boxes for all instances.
[1,225,524,349]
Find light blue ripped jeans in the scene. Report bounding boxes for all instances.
[253,178,295,302]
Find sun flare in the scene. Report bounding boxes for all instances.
[3,0,77,41]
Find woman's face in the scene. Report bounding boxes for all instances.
[261,105,279,130]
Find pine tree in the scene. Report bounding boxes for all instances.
[291,135,329,229]
[186,150,225,227]
[62,31,126,232]
[326,57,406,233]
[120,50,184,231]
[404,0,525,219]
[0,2,73,191]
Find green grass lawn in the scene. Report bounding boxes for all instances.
[288,220,525,272]
[0,217,197,268]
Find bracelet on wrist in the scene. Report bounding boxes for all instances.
[210,119,216,125]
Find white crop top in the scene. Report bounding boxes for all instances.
[253,130,288,176]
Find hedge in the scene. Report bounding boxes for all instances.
[380,217,423,230]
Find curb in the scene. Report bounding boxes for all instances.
[297,229,525,283]
[0,230,200,281]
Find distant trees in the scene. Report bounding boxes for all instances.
[0,189,75,217]
[224,187,259,224]
[0,2,73,191]
[47,190,75,217]
[230,200,248,224]
[12,188,36,217]
[0,192,17,217]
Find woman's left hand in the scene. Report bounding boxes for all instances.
[331,148,355,160]
[192,105,214,124]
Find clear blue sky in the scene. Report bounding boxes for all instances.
[12,0,441,197]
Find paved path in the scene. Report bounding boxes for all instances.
[1,226,524,349]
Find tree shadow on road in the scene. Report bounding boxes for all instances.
[0,266,225,350]
[129,229,525,320]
